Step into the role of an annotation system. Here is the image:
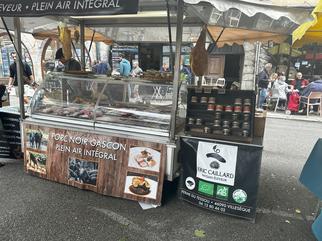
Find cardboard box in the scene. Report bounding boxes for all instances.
[254,111,267,138]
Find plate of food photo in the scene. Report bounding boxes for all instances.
[124,175,158,199]
[128,147,161,172]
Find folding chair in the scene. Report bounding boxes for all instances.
[300,92,322,117]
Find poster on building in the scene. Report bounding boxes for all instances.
[23,123,166,205]
[0,0,139,17]
[180,137,263,221]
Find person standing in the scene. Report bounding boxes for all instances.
[271,73,291,109]
[257,63,272,109]
[55,48,82,100]
[131,62,143,77]
[8,52,35,93]
[119,54,131,77]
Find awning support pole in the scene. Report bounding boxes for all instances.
[71,41,81,63]
[80,21,86,71]
[214,27,225,46]
[286,45,292,82]
[170,0,184,141]
[254,41,261,90]
[1,17,25,118]
[14,18,25,119]
[86,30,96,64]
[313,44,317,75]
[166,0,174,72]
[1,18,26,154]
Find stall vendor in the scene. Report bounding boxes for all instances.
[55,48,81,72]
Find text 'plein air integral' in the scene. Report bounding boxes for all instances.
[0,0,121,13]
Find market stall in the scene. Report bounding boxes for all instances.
[0,0,184,206]
[178,0,314,221]
[179,86,264,221]
[0,0,315,209]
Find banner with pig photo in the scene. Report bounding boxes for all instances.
[23,123,166,205]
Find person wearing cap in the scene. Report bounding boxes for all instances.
[55,48,81,72]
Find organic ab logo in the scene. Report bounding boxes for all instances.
[206,145,226,169]
[216,185,229,199]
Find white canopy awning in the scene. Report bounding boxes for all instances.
[205,0,318,7]
[184,0,314,28]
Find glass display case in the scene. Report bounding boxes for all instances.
[30,72,183,136]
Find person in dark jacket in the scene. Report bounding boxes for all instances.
[55,48,82,100]
[257,63,272,108]
[55,48,81,71]
[301,79,322,97]
[290,72,309,94]
[8,52,35,95]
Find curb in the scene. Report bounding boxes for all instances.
[266,112,322,123]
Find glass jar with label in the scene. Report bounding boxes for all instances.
[208,97,216,104]
[200,97,208,103]
[196,118,203,125]
[191,96,198,103]
[222,120,230,128]
[188,117,194,125]
[223,128,230,136]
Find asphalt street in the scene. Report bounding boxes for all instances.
[0,118,321,241]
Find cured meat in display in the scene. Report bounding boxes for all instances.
[190,26,208,82]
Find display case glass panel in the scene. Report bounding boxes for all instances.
[94,78,173,132]
[30,72,182,134]
[30,72,98,125]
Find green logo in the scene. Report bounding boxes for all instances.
[232,189,247,204]
[216,185,229,200]
[198,180,214,196]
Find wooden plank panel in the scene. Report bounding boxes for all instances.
[23,123,167,205]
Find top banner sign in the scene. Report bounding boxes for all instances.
[0,0,139,17]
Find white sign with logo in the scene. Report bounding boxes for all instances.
[196,142,238,186]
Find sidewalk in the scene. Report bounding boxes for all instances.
[266,111,322,122]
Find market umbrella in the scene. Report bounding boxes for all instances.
[185,0,314,47]
[207,26,288,47]
[292,0,322,47]
[228,0,318,7]
[32,26,113,45]
[268,43,303,57]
